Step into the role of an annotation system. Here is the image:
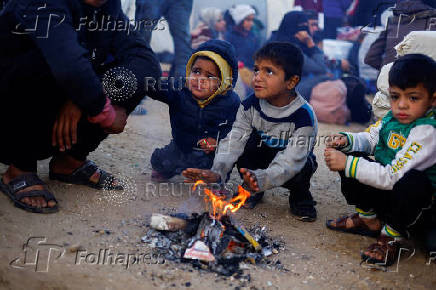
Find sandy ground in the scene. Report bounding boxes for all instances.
[1,98,435,290]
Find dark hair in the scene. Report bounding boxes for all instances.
[389,54,436,96]
[254,42,304,80]
[305,10,318,20]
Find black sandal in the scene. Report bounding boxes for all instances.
[0,173,58,214]
[49,160,123,190]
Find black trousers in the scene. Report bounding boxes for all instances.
[235,132,317,203]
[0,66,140,172]
[340,153,435,238]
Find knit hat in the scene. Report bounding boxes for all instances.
[229,4,256,26]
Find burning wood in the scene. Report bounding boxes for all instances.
[150,213,187,231]
[141,182,284,276]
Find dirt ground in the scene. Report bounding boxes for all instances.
[1,98,435,290]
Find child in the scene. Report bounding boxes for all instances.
[148,40,240,181]
[183,42,319,222]
[324,54,436,266]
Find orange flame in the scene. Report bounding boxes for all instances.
[193,181,251,219]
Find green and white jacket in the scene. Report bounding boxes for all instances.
[340,110,436,193]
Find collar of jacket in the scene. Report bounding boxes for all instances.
[185,50,233,108]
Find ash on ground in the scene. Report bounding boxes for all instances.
[141,212,286,276]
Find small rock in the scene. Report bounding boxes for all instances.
[272,248,279,254]
[267,281,272,287]
[68,244,84,253]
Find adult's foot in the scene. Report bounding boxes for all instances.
[2,165,57,209]
[49,154,121,189]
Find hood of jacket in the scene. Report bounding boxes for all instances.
[185,39,238,108]
[275,11,309,42]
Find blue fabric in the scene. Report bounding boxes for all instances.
[151,140,214,178]
[323,0,353,18]
[242,94,314,129]
[224,28,259,69]
[148,40,241,154]
[135,0,193,79]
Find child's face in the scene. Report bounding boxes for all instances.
[188,58,221,100]
[242,14,255,31]
[253,58,298,105]
[389,84,436,124]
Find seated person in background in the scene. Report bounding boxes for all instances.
[270,11,330,101]
[147,40,240,182]
[325,54,436,266]
[183,42,319,222]
[191,7,227,50]
[225,4,260,70]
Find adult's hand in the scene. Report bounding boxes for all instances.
[295,31,315,48]
[104,105,127,134]
[52,100,82,151]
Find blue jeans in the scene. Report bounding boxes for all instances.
[135,0,193,79]
[151,140,214,179]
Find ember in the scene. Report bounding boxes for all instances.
[141,183,285,276]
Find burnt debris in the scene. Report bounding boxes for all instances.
[141,212,285,276]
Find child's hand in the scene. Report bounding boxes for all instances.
[326,134,348,149]
[239,168,260,192]
[182,168,220,183]
[324,148,347,171]
[197,138,217,154]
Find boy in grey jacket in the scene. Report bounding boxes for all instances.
[183,42,319,221]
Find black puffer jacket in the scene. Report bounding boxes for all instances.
[365,0,436,70]
[0,0,161,115]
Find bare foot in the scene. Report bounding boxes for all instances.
[329,215,382,231]
[2,165,56,209]
[49,154,107,185]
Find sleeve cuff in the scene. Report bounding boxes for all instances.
[252,169,267,192]
[339,132,353,152]
[345,156,360,178]
[87,98,116,128]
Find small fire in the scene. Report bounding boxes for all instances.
[193,181,251,219]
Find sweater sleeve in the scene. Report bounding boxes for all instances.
[17,0,106,116]
[252,126,316,192]
[345,125,436,190]
[340,119,382,154]
[211,106,253,182]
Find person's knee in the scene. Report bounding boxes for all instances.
[393,170,432,201]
